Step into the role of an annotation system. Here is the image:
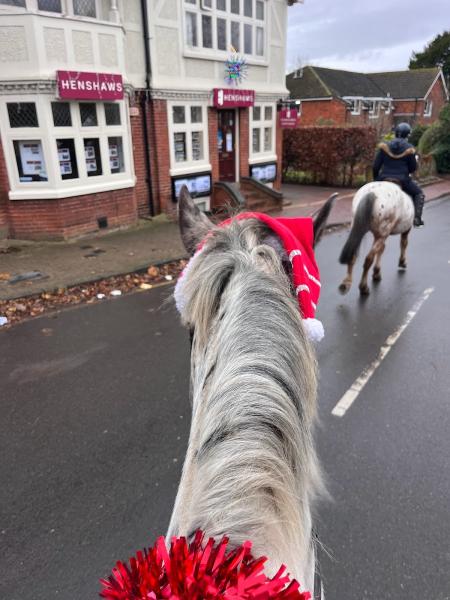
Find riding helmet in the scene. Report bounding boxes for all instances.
[394,122,412,138]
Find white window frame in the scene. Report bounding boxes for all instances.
[182,0,267,63]
[424,99,433,117]
[32,0,104,21]
[369,100,380,119]
[0,95,134,200]
[350,99,361,115]
[168,101,211,176]
[249,102,276,163]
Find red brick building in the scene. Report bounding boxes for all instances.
[286,66,449,133]
[0,0,297,241]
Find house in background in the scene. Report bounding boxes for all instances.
[0,0,300,241]
[286,66,449,132]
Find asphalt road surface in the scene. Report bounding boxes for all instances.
[1,197,449,600]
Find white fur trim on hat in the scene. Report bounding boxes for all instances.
[303,318,324,343]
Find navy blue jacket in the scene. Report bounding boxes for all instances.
[373,138,417,183]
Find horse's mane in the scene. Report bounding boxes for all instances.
[172,218,325,580]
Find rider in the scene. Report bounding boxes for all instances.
[372,122,425,227]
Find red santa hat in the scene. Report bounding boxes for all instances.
[174,213,324,342]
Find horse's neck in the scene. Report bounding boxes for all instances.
[168,273,319,588]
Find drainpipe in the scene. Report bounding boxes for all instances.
[140,0,155,216]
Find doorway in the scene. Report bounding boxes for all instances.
[217,110,236,182]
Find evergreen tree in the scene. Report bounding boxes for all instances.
[409,31,450,85]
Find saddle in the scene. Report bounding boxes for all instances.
[383,177,403,187]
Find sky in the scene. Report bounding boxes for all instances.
[286,0,448,74]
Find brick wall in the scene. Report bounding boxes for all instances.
[130,92,152,218]
[298,99,346,127]
[238,107,250,180]
[0,137,10,238]
[274,115,282,190]
[208,107,220,183]
[149,99,172,216]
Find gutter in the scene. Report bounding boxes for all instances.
[140,0,155,216]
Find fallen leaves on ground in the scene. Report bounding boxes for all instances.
[0,259,187,329]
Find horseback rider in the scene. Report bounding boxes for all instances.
[372,122,425,227]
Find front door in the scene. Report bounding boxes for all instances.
[218,110,236,182]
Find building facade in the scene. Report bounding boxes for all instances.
[286,66,449,134]
[0,0,295,240]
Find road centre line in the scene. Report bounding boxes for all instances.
[331,287,435,417]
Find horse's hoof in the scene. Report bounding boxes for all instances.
[338,282,350,295]
[359,284,370,296]
[398,260,407,270]
[372,270,382,282]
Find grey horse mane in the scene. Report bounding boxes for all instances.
[169,217,325,584]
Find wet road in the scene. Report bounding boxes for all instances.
[1,197,449,599]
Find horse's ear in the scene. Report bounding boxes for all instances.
[313,193,338,246]
[178,186,214,255]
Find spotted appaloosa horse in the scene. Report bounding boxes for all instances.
[338,181,414,296]
[168,188,336,598]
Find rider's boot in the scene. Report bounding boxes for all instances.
[413,193,425,227]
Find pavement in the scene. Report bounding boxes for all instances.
[1,179,449,301]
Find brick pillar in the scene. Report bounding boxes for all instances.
[239,107,249,180]
[0,137,11,238]
[149,99,172,215]
[130,91,153,218]
[208,107,219,183]
[275,115,283,190]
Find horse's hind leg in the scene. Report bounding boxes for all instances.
[359,238,385,295]
[338,255,356,294]
[399,231,409,269]
[372,247,383,282]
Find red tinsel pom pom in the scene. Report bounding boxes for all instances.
[100,530,311,600]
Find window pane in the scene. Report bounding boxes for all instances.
[256,0,264,19]
[173,106,186,124]
[52,102,72,127]
[252,106,261,121]
[252,129,260,153]
[185,0,196,3]
[80,103,98,126]
[37,0,62,12]
[191,131,203,161]
[231,21,240,51]
[13,140,48,182]
[244,0,252,17]
[264,127,272,151]
[186,12,198,47]
[264,106,273,120]
[230,0,239,13]
[190,106,202,123]
[0,0,26,6]
[104,103,121,125]
[256,26,264,55]
[7,102,38,128]
[174,132,186,162]
[84,138,102,176]
[202,15,212,49]
[57,138,78,180]
[216,0,226,9]
[217,17,227,50]
[244,23,252,54]
[108,137,124,173]
[73,0,96,17]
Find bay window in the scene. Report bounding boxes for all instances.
[183,0,266,59]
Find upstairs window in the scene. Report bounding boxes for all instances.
[184,0,266,58]
[37,0,62,12]
[73,0,96,17]
[424,99,433,117]
[0,0,26,6]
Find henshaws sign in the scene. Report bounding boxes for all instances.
[57,71,124,101]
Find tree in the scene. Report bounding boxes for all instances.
[409,31,450,86]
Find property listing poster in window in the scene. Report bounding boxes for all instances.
[85,144,97,173]
[18,141,47,180]
[56,139,78,180]
[58,147,72,176]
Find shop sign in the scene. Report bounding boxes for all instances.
[57,71,124,100]
[172,172,212,201]
[250,162,277,183]
[213,88,255,108]
[279,108,298,128]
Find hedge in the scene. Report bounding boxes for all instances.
[283,126,378,186]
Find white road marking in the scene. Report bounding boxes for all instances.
[331,287,435,417]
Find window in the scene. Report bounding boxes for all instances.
[7,103,39,128]
[169,103,209,170]
[37,0,62,12]
[424,99,433,117]
[104,103,121,126]
[13,140,48,182]
[184,0,266,59]
[84,138,102,176]
[369,101,379,118]
[108,137,125,173]
[0,0,26,6]
[250,103,275,157]
[73,0,96,17]
[52,102,72,127]
[57,139,78,180]
[350,99,361,115]
[80,103,98,127]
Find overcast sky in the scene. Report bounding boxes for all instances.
[286,0,448,74]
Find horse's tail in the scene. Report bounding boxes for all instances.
[339,192,375,265]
